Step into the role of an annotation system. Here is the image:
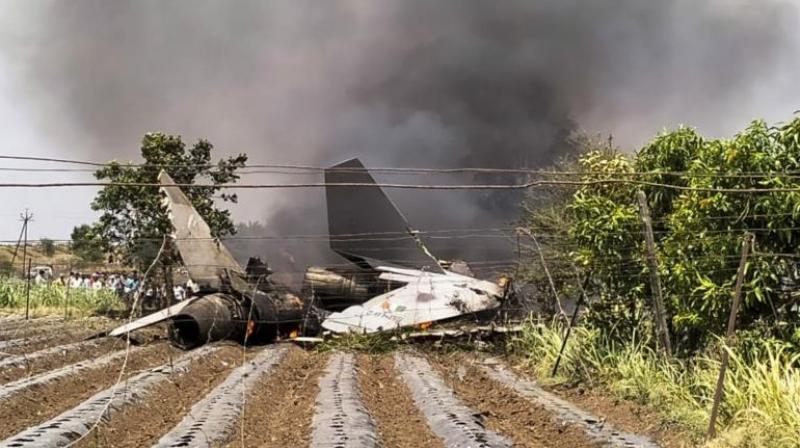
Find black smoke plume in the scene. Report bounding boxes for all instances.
[4,0,798,272]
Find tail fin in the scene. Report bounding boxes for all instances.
[159,171,243,289]
[324,158,443,273]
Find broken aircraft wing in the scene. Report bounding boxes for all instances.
[159,170,243,289]
[108,297,202,337]
[321,266,503,334]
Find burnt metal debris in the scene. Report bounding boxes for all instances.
[108,158,513,349]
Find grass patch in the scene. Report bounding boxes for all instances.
[508,321,800,448]
[0,278,125,317]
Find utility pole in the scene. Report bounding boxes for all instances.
[707,233,752,438]
[18,210,33,320]
[25,258,32,320]
[637,191,672,356]
[18,210,32,275]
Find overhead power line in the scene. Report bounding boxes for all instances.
[4,178,800,194]
[6,154,800,178]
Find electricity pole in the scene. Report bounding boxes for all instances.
[18,210,33,319]
[18,210,33,275]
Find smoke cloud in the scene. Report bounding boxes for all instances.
[2,0,799,271]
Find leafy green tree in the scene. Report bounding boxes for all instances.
[566,147,648,340]
[40,238,56,257]
[656,120,800,344]
[70,224,105,262]
[560,117,800,351]
[90,133,247,276]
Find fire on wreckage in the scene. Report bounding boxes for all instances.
[108,158,512,349]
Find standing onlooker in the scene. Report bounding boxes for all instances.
[69,272,82,289]
[173,284,186,301]
[34,269,47,285]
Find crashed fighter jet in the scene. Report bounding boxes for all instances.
[305,158,509,334]
[108,160,510,348]
[108,171,306,349]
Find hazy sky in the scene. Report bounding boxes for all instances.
[1,1,800,243]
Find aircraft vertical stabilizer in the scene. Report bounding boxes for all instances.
[159,171,242,289]
[324,158,443,273]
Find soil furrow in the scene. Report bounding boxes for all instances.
[0,346,148,400]
[357,354,443,448]
[482,362,660,447]
[0,342,179,440]
[0,328,111,357]
[541,379,692,447]
[154,345,288,448]
[0,319,61,336]
[0,318,110,341]
[75,343,247,448]
[0,334,55,352]
[429,353,600,448]
[224,346,327,448]
[0,345,221,448]
[309,352,381,448]
[395,352,512,448]
[0,338,123,384]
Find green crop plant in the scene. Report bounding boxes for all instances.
[509,321,800,447]
[0,279,124,317]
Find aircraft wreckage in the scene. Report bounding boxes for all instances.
[109,158,512,349]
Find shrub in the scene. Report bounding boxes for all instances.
[509,321,800,447]
[40,238,56,257]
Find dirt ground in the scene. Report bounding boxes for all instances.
[357,353,443,448]
[547,383,698,448]
[430,352,601,448]
[0,317,61,333]
[0,326,93,346]
[0,318,112,341]
[224,345,327,448]
[0,337,125,384]
[78,343,247,448]
[0,342,180,439]
[0,327,677,448]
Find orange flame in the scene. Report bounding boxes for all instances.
[246,320,256,337]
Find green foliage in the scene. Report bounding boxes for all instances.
[566,148,648,339]
[657,121,800,341]
[0,279,124,317]
[508,321,800,447]
[39,238,56,257]
[70,224,106,262]
[560,118,800,349]
[90,132,247,270]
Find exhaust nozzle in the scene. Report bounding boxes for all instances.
[168,294,242,349]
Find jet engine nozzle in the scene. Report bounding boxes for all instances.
[168,294,242,349]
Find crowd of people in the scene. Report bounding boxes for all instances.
[52,271,141,295]
[23,267,198,313]
[48,271,193,304]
